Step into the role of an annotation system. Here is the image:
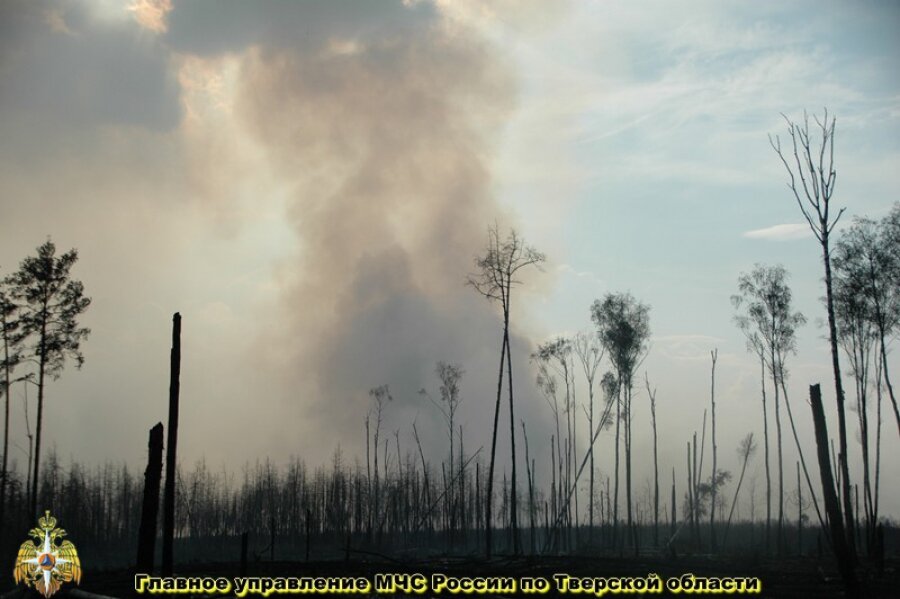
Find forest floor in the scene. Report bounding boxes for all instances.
[2,553,897,599]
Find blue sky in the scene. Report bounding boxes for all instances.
[490,0,900,515]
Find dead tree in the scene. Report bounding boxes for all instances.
[162,312,181,575]
[722,433,756,546]
[771,110,856,563]
[421,362,464,544]
[533,337,574,548]
[645,373,659,547]
[137,423,164,573]
[368,384,391,540]
[468,224,544,557]
[709,349,718,552]
[521,421,536,554]
[574,332,604,545]
[809,384,856,593]
[670,468,677,537]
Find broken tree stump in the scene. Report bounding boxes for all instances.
[809,383,857,594]
[162,313,181,576]
[136,423,164,573]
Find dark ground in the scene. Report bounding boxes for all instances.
[2,554,897,599]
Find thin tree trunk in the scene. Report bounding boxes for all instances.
[695,414,706,552]
[709,349,718,552]
[503,313,520,554]
[771,339,785,555]
[30,315,47,519]
[612,382,621,551]
[778,377,825,531]
[873,352,883,552]
[625,382,634,554]
[0,313,11,537]
[759,354,771,554]
[648,378,658,547]
[485,326,507,558]
[722,433,753,546]
[521,421,535,555]
[670,468,676,537]
[822,237,857,565]
[24,384,32,511]
[687,441,695,549]
[587,370,596,545]
[797,461,803,556]
[570,363,578,549]
[877,331,899,437]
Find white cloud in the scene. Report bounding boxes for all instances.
[742,223,812,240]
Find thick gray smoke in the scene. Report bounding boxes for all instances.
[201,2,550,463]
[0,0,554,474]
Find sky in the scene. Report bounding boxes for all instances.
[1,0,898,520]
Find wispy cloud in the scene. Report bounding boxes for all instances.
[654,334,724,362]
[742,223,812,241]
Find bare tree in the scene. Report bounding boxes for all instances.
[770,109,856,562]
[574,331,604,544]
[533,337,574,548]
[533,358,563,549]
[368,384,392,538]
[722,433,756,545]
[421,362,464,543]
[467,224,544,557]
[644,373,659,547]
[709,349,718,552]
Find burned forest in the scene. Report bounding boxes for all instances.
[1,188,899,598]
[1,2,899,598]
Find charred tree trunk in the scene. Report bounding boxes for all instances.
[670,468,677,537]
[809,383,856,593]
[136,423,164,573]
[162,313,181,576]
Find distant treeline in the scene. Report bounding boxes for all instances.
[0,449,896,571]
